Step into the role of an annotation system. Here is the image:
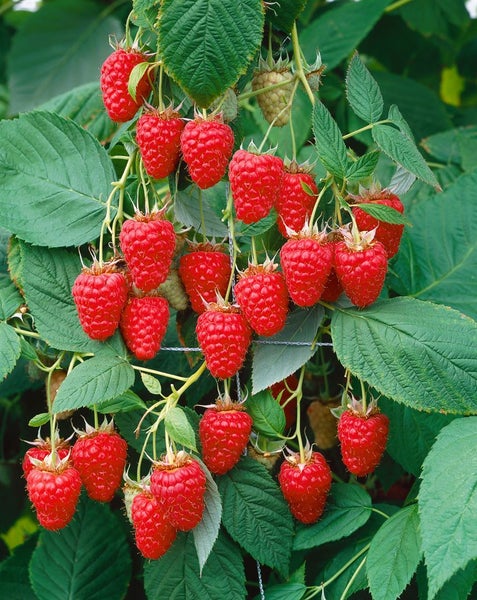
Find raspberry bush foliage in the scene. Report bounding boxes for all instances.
[1,1,477,599]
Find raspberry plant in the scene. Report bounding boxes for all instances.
[1,1,477,599]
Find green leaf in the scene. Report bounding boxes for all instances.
[372,124,440,190]
[354,202,409,225]
[267,0,307,33]
[0,275,22,320]
[419,417,477,598]
[96,389,146,414]
[312,101,348,178]
[421,126,477,167]
[115,409,166,458]
[330,297,477,414]
[165,406,197,451]
[388,170,477,319]
[0,322,21,382]
[30,495,131,600]
[346,151,380,181]
[252,306,325,394]
[127,61,151,102]
[0,112,116,247]
[7,0,123,113]
[367,505,422,600]
[140,372,162,395]
[132,0,160,29]
[399,0,470,37]
[293,483,372,551]
[263,583,307,600]
[53,354,135,413]
[346,53,383,123]
[246,389,286,438]
[218,456,293,576]
[388,104,414,141]
[28,412,50,428]
[158,0,264,107]
[0,535,38,600]
[174,186,228,238]
[144,531,246,600]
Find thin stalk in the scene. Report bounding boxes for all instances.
[291,22,315,105]
[339,556,367,600]
[385,0,414,11]
[342,119,391,140]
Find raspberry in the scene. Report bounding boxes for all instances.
[229,149,284,224]
[279,227,333,307]
[178,242,231,314]
[180,115,234,189]
[270,374,298,430]
[72,260,128,341]
[234,260,289,337]
[71,419,127,503]
[120,294,170,361]
[278,450,332,524]
[333,227,388,308]
[199,396,253,475]
[119,210,176,292]
[337,399,389,477]
[150,452,206,531]
[252,58,294,127]
[26,454,82,530]
[275,162,318,236]
[196,301,252,379]
[100,47,152,123]
[131,490,177,559]
[136,107,185,180]
[351,190,405,258]
[22,436,71,478]
[157,268,189,311]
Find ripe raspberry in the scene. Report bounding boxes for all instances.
[119,210,176,293]
[337,398,389,477]
[100,47,152,122]
[136,107,185,180]
[178,242,231,314]
[275,162,318,236]
[157,268,189,311]
[26,454,82,530]
[333,227,388,308]
[22,436,70,478]
[196,301,252,379]
[278,450,332,524]
[150,452,206,531]
[234,260,288,337]
[270,374,298,430]
[72,419,127,503]
[252,58,294,127]
[229,149,284,224]
[199,396,253,475]
[180,115,234,189]
[72,260,128,340]
[351,190,405,258]
[131,490,177,559]
[120,294,169,361]
[279,226,333,307]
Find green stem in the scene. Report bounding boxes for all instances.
[309,181,331,225]
[12,327,40,339]
[293,366,307,464]
[93,405,99,429]
[342,119,391,140]
[132,364,188,382]
[198,189,207,241]
[339,555,367,600]
[385,0,414,11]
[360,378,367,413]
[369,506,391,519]
[238,78,298,103]
[291,22,315,105]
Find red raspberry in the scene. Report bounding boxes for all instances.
[234,260,289,337]
[180,115,234,189]
[278,450,332,524]
[178,242,231,314]
[196,301,252,379]
[100,47,152,123]
[119,210,176,292]
[72,260,128,340]
[351,190,404,258]
[131,490,177,559]
[199,396,253,475]
[270,374,298,430]
[136,107,185,180]
[150,452,206,531]
[337,398,390,477]
[120,294,169,361]
[72,419,127,503]
[26,454,82,530]
[333,228,388,308]
[279,226,333,307]
[229,149,284,224]
[275,162,318,236]
[22,437,70,478]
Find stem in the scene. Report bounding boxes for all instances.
[309,181,331,224]
[293,366,307,464]
[342,119,391,140]
[158,64,164,112]
[250,237,258,265]
[385,0,414,11]
[93,405,99,429]
[12,327,41,339]
[360,378,367,413]
[132,364,188,382]
[369,506,391,519]
[338,556,367,600]
[238,78,298,102]
[198,189,207,241]
[291,22,315,105]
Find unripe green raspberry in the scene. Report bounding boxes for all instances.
[252,59,294,127]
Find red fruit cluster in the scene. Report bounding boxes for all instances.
[275,163,318,236]
[22,437,70,478]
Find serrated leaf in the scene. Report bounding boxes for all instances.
[97,389,146,414]
[158,0,264,107]
[30,495,131,600]
[28,412,50,428]
[262,583,307,600]
[174,187,228,237]
[346,53,383,123]
[0,275,22,320]
[421,126,477,166]
[165,406,197,451]
[140,372,162,395]
[19,337,38,361]
[312,101,348,178]
[293,483,372,551]
[354,202,410,225]
[252,306,324,394]
[419,418,477,598]
[0,535,38,600]
[0,322,21,382]
[388,104,414,141]
[372,123,440,190]
[218,456,293,576]
[246,389,286,438]
[367,505,422,600]
[53,354,135,413]
[388,164,417,196]
[331,297,477,414]
[0,112,116,247]
[144,531,246,600]
[346,151,380,181]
